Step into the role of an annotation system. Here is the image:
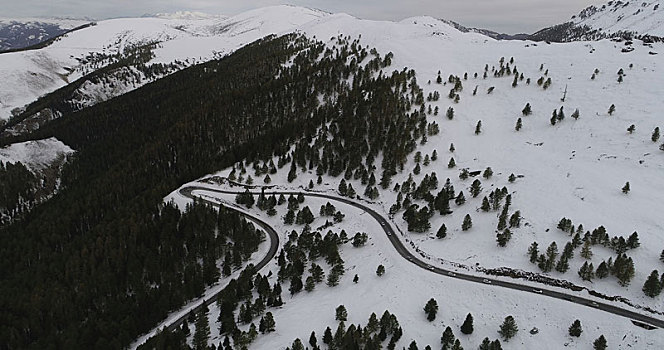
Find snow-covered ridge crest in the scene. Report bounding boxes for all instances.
[152,11,226,20]
[571,0,664,36]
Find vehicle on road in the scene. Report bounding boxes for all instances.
[591,302,600,308]
[533,289,543,294]
[448,272,456,277]
[428,266,435,271]
[482,279,492,284]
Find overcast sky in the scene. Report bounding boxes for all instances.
[4,0,606,33]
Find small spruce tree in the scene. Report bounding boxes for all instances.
[462,214,473,231]
[568,319,583,337]
[460,313,474,334]
[498,316,518,341]
[622,181,630,194]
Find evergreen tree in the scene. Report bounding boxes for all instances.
[483,167,493,179]
[522,103,532,116]
[323,326,333,344]
[622,182,630,194]
[515,118,522,131]
[424,298,439,321]
[660,249,664,263]
[475,120,482,135]
[338,179,348,196]
[578,261,594,281]
[440,326,455,349]
[608,104,616,116]
[408,340,419,350]
[528,242,539,263]
[449,143,456,152]
[571,108,580,120]
[376,264,386,276]
[447,107,455,120]
[652,127,661,142]
[581,240,593,259]
[470,179,482,197]
[481,197,491,212]
[596,261,609,279]
[498,316,518,341]
[448,157,456,169]
[460,313,474,334]
[462,214,473,231]
[642,270,662,297]
[451,339,463,350]
[437,224,448,239]
[353,274,359,283]
[336,305,348,321]
[455,191,466,205]
[309,331,317,348]
[305,276,315,292]
[593,335,607,350]
[292,338,305,350]
[193,306,211,350]
[568,319,582,337]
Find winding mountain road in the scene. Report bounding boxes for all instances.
[180,184,664,330]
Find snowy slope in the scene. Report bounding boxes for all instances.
[0,137,73,172]
[149,8,664,348]
[571,0,664,36]
[0,6,329,121]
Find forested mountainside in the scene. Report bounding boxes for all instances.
[0,31,422,349]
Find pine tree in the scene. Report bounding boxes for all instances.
[498,316,518,341]
[193,306,211,350]
[627,124,635,134]
[460,313,474,334]
[596,261,609,279]
[447,107,455,120]
[323,326,333,344]
[449,143,455,152]
[660,249,664,263]
[483,167,493,179]
[528,242,539,263]
[642,270,662,297]
[578,261,594,281]
[515,118,522,131]
[622,182,630,194]
[305,276,315,292]
[437,224,448,239]
[652,127,661,142]
[336,305,348,321]
[608,104,616,116]
[455,191,466,205]
[353,274,359,283]
[376,264,385,276]
[508,173,516,183]
[462,214,473,231]
[475,120,482,135]
[555,255,570,273]
[338,179,348,196]
[568,319,582,337]
[424,298,439,321]
[448,157,456,168]
[571,108,580,120]
[441,326,455,349]
[522,103,532,116]
[309,331,318,348]
[432,149,438,161]
[292,338,305,350]
[593,335,607,350]
[581,240,593,259]
[470,179,482,197]
[481,197,491,212]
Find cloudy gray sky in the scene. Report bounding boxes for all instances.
[4,0,605,33]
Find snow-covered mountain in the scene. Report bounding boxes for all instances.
[0,18,91,52]
[1,4,664,350]
[532,0,664,42]
[572,0,663,36]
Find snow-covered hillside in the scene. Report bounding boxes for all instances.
[140,6,663,349]
[572,0,664,37]
[0,5,329,122]
[0,137,73,172]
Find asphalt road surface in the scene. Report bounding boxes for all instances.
[181,185,664,330]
